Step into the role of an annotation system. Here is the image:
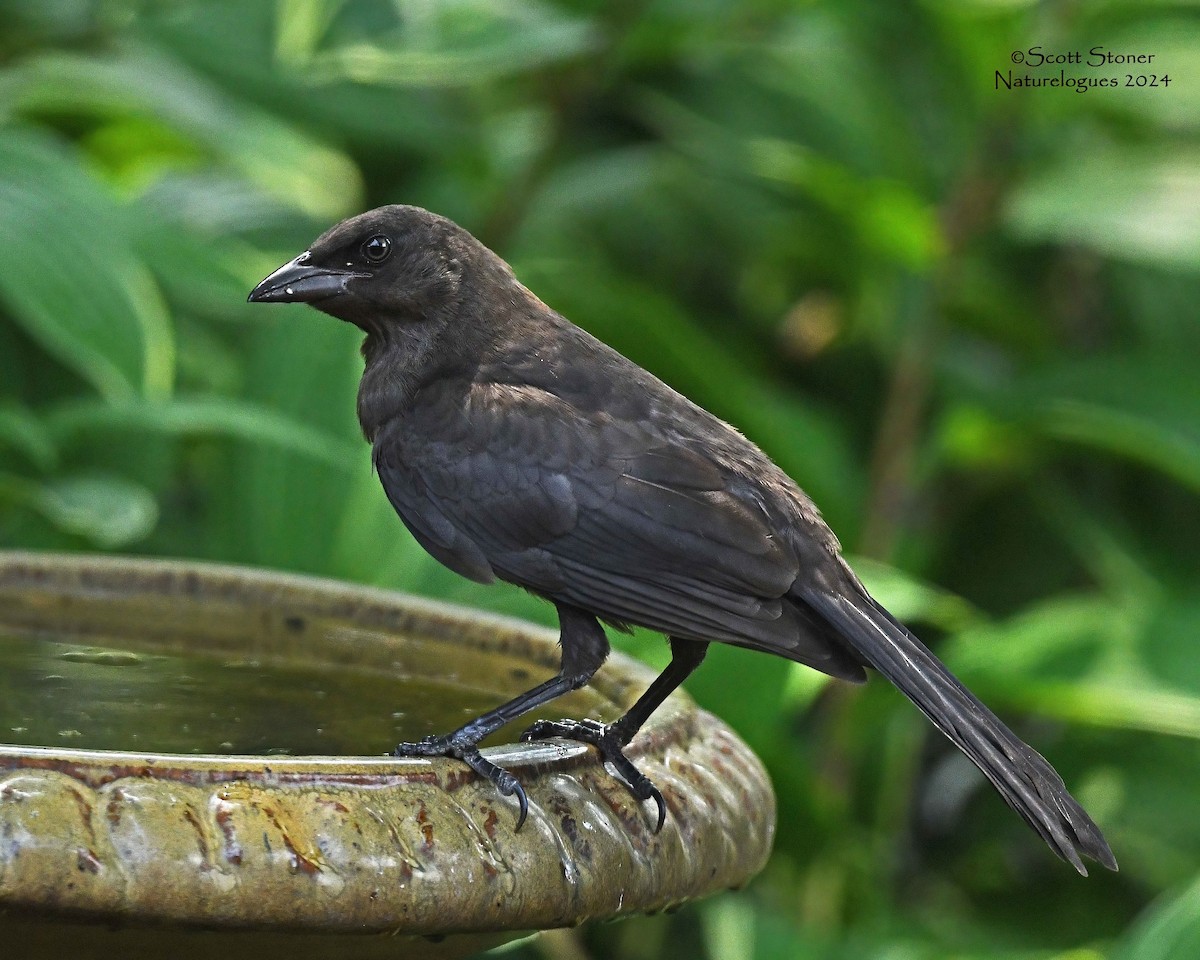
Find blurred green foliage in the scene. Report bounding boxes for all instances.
[2,0,1199,957]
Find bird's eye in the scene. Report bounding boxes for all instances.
[361,235,392,263]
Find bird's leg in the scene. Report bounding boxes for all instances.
[523,637,709,831]
[394,604,609,829]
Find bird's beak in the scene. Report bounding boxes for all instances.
[247,253,369,304]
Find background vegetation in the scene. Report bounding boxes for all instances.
[2,0,1199,957]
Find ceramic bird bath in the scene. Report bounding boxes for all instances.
[0,552,775,959]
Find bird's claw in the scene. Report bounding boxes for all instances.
[458,747,530,830]
[393,734,454,757]
[393,737,529,830]
[522,718,667,832]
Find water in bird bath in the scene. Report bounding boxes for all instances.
[0,629,598,756]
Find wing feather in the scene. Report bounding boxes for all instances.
[373,378,860,675]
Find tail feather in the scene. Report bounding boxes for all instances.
[800,587,1117,875]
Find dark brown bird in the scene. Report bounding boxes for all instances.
[248,204,1116,874]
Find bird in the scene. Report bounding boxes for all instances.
[248,204,1117,875]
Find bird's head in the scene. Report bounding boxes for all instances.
[247,205,473,332]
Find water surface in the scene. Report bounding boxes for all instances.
[0,631,574,756]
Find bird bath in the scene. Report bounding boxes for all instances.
[0,552,775,959]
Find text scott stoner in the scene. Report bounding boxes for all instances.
[1015,46,1155,67]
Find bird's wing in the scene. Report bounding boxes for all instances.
[374,380,863,677]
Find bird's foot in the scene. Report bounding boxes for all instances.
[522,718,667,832]
[394,734,529,829]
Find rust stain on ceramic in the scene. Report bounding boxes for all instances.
[75,848,101,874]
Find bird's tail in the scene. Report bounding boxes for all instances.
[799,585,1117,875]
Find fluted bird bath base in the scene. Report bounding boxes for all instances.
[0,553,775,959]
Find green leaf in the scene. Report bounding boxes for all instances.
[948,595,1128,683]
[747,137,944,270]
[300,0,596,87]
[43,396,360,468]
[1039,399,1200,493]
[1006,352,1200,492]
[1113,875,1200,960]
[1006,147,1200,271]
[946,592,1200,740]
[1008,680,1200,741]
[1143,597,1200,694]
[0,128,175,400]
[2,46,361,220]
[0,403,57,471]
[31,475,158,547]
[1087,22,1200,133]
[271,0,351,68]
